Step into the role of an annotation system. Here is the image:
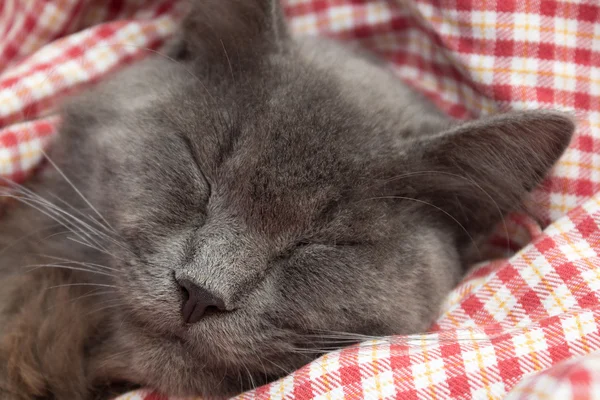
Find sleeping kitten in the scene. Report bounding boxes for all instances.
[0,1,574,399]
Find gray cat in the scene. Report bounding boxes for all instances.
[0,1,574,399]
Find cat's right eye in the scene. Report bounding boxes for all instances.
[294,239,364,250]
[295,240,312,249]
[180,133,211,197]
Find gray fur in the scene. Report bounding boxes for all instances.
[0,1,574,399]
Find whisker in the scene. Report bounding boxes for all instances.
[66,289,115,304]
[28,199,109,249]
[40,149,117,234]
[360,195,481,256]
[308,329,380,338]
[216,366,229,389]
[261,355,291,377]
[44,189,119,237]
[367,170,510,255]
[1,184,133,259]
[0,222,61,256]
[47,283,117,290]
[84,302,125,317]
[254,351,269,384]
[0,176,116,238]
[24,262,116,278]
[0,192,104,250]
[0,188,103,246]
[39,254,119,272]
[242,362,256,389]
[66,237,124,262]
[236,370,243,390]
[25,192,128,253]
[297,331,494,344]
[220,39,235,81]
[40,229,82,241]
[47,289,116,311]
[285,348,340,355]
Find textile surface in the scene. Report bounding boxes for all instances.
[2,0,600,399]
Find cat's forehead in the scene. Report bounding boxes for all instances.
[98,54,387,235]
[158,56,371,183]
[209,96,366,236]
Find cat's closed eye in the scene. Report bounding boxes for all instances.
[295,239,367,250]
[178,133,211,192]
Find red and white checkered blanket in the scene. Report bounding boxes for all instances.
[2,1,600,399]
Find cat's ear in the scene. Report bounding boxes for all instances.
[401,111,574,244]
[169,0,288,65]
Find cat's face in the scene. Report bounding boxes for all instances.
[50,0,574,396]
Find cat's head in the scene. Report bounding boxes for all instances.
[49,0,574,396]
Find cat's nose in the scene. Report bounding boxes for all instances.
[177,278,226,324]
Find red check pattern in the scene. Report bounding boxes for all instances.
[505,351,600,400]
[2,1,600,399]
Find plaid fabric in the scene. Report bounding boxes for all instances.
[2,0,600,399]
[0,0,182,181]
[505,351,600,400]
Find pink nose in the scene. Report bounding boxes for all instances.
[177,278,226,323]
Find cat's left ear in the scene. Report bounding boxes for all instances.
[399,110,574,243]
[169,0,288,66]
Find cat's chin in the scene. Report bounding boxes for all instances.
[90,328,243,397]
[91,312,283,397]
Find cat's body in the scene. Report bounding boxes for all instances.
[0,1,574,399]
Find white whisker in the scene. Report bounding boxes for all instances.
[0,222,61,256]
[361,195,481,256]
[47,282,117,290]
[66,237,123,262]
[39,254,119,272]
[24,262,116,278]
[0,192,103,250]
[40,149,117,234]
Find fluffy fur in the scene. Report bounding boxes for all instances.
[0,1,574,398]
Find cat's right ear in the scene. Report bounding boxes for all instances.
[168,0,288,67]
[395,110,574,247]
